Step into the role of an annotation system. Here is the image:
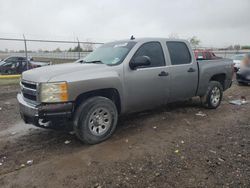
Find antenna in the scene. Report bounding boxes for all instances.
[130,35,135,40]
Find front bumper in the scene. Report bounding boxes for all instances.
[236,73,250,84]
[17,93,73,125]
[237,79,250,84]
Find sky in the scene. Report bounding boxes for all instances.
[0,0,250,51]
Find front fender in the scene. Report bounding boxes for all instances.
[60,71,124,109]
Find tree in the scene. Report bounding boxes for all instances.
[82,43,94,52]
[168,33,179,39]
[227,45,233,50]
[233,45,241,51]
[68,46,84,52]
[242,45,250,50]
[54,47,62,52]
[189,36,200,49]
[68,43,94,52]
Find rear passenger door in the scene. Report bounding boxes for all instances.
[166,41,198,102]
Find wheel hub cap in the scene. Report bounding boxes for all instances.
[210,87,221,106]
[89,107,112,136]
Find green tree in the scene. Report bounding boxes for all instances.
[189,36,200,49]
[242,45,250,50]
[54,47,62,52]
[68,46,84,52]
[233,45,241,51]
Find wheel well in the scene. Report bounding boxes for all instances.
[210,74,226,89]
[75,88,121,114]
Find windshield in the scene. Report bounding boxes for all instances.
[233,55,244,60]
[0,61,5,66]
[3,57,9,61]
[78,41,136,65]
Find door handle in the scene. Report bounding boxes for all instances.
[187,67,196,72]
[158,71,169,77]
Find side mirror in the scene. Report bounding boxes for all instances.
[129,56,151,69]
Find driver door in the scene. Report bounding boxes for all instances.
[124,42,170,113]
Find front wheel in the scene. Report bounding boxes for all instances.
[201,81,223,109]
[73,96,118,144]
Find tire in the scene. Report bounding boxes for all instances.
[201,81,223,109]
[237,81,247,86]
[73,96,118,144]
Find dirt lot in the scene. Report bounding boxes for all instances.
[0,82,249,188]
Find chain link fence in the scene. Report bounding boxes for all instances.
[0,37,103,64]
[212,50,250,59]
[1,37,250,62]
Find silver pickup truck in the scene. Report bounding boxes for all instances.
[18,38,233,144]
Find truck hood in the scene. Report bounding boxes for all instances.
[22,63,109,82]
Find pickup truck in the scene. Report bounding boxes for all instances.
[194,50,221,60]
[0,56,51,75]
[17,38,233,144]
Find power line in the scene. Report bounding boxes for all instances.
[0,37,104,45]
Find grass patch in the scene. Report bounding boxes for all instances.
[0,78,19,86]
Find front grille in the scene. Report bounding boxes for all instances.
[21,81,37,90]
[21,80,38,103]
[23,93,37,101]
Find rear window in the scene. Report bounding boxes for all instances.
[166,42,191,65]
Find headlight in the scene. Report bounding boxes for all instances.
[40,82,68,103]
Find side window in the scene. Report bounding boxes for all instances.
[166,42,191,65]
[5,57,13,63]
[133,42,165,68]
[3,62,13,67]
[6,57,18,63]
[18,57,25,62]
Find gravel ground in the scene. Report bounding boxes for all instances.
[0,82,249,188]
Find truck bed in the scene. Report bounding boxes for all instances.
[196,58,233,96]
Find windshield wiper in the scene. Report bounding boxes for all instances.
[85,60,104,64]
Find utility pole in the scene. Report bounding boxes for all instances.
[23,34,29,70]
[77,37,80,59]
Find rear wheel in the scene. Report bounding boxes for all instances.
[201,81,223,109]
[73,96,118,144]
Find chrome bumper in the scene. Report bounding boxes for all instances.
[17,93,38,118]
[17,93,73,125]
